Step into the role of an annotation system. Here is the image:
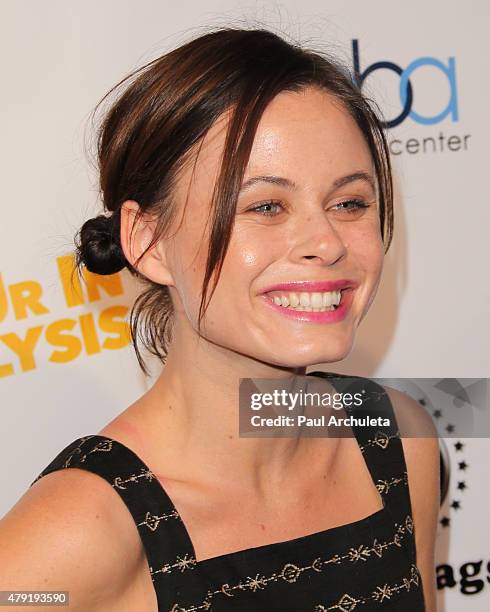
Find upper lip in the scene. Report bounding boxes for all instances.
[260,279,358,294]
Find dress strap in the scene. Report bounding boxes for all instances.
[30,435,198,594]
[307,372,416,561]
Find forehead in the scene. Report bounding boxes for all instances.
[177,86,373,203]
[244,86,373,179]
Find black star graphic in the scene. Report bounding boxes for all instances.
[419,398,426,406]
[454,441,464,451]
[440,516,450,527]
[445,423,455,433]
[457,481,467,491]
[432,409,442,419]
[458,461,468,471]
[450,500,461,510]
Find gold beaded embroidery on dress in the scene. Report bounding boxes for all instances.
[31,375,425,611]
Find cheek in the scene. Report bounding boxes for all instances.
[225,230,267,273]
[344,219,384,267]
[206,235,267,311]
[203,233,273,323]
[169,228,267,330]
[349,230,385,317]
[362,235,384,274]
[354,240,384,286]
[346,222,384,288]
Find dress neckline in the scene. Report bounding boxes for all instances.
[190,497,388,566]
[104,372,394,567]
[99,372,392,566]
[101,426,389,566]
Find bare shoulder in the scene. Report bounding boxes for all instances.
[382,385,440,513]
[381,385,438,438]
[383,385,440,612]
[0,466,146,611]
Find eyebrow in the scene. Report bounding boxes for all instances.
[239,171,376,194]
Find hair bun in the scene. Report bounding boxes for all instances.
[77,214,126,275]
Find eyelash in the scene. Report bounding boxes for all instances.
[248,199,371,217]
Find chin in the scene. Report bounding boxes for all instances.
[265,340,354,370]
[313,336,355,366]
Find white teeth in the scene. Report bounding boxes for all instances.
[323,293,333,307]
[267,290,342,312]
[299,292,310,307]
[311,293,323,308]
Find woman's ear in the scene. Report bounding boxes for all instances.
[120,200,174,286]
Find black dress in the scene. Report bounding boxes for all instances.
[30,374,426,611]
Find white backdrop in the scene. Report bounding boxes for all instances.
[0,2,488,610]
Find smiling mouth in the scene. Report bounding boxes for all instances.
[264,289,344,312]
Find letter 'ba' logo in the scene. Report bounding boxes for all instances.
[352,40,458,128]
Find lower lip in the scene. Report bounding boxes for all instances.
[259,289,354,323]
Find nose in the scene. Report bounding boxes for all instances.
[288,209,347,266]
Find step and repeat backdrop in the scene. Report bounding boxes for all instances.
[0,2,487,610]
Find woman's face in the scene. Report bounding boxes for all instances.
[158,86,384,367]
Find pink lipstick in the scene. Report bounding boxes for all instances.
[260,279,355,294]
[259,279,357,323]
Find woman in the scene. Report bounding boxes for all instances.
[0,27,439,611]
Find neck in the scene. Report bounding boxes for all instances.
[134,324,338,495]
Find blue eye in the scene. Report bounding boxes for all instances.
[250,200,283,216]
[333,199,370,213]
[248,198,371,217]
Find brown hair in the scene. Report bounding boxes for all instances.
[76,26,393,375]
